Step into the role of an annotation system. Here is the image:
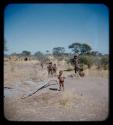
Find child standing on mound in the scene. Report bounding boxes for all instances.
[57,70,65,91]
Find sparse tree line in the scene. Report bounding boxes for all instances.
[4,41,109,70]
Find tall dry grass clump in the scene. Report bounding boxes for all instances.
[58,90,75,109]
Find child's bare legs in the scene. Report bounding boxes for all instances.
[59,83,61,91]
[61,82,64,91]
[59,82,64,91]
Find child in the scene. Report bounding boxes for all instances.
[52,64,57,76]
[47,62,53,77]
[57,70,65,91]
[73,55,81,77]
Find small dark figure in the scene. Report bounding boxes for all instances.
[73,54,80,77]
[41,62,43,69]
[24,57,28,61]
[52,64,57,76]
[47,62,53,77]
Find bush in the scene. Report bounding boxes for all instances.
[95,56,109,70]
[80,55,93,69]
[100,56,108,65]
[55,56,64,61]
[100,56,109,70]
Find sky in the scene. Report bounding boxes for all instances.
[4,4,109,55]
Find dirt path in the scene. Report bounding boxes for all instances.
[4,75,109,121]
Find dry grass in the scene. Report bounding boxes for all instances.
[59,91,73,103]
[4,60,108,121]
[4,61,48,86]
[4,60,108,86]
[88,68,108,78]
[57,90,78,110]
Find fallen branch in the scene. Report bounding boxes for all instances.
[4,87,13,89]
[21,79,58,99]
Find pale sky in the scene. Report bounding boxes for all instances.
[4,4,109,54]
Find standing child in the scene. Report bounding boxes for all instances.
[41,62,43,69]
[57,70,65,91]
[52,64,57,76]
[47,62,53,77]
[73,54,80,77]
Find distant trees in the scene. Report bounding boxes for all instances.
[90,51,103,56]
[81,43,92,55]
[69,43,81,54]
[68,42,109,69]
[6,40,108,70]
[90,51,99,56]
[10,52,17,56]
[68,42,92,55]
[52,47,65,57]
[34,51,43,58]
[21,51,31,56]
[34,51,48,62]
[46,50,50,54]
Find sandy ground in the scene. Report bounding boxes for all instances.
[4,61,109,121]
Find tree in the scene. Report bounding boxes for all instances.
[10,52,17,56]
[68,43,81,54]
[46,50,50,54]
[69,42,92,55]
[46,50,50,56]
[52,47,65,57]
[34,51,45,61]
[21,51,31,56]
[81,43,92,55]
[90,51,99,56]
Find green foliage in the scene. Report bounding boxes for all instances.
[81,43,92,54]
[100,56,109,70]
[69,43,81,54]
[53,47,65,57]
[94,55,108,70]
[68,54,108,70]
[68,42,92,55]
[34,51,48,62]
[22,51,31,56]
[80,55,93,69]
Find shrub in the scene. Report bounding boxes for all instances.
[100,56,109,70]
[96,56,109,70]
[80,55,93,69]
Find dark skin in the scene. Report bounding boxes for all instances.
[47,62,53,76]
[52,64,57,76]
[58,71,65,91]
[41,63,43,69]
[73,56,80,75]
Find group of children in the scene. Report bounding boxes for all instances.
[47,62,65,91]
[46,54,84,91]
[47,62,57,76]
